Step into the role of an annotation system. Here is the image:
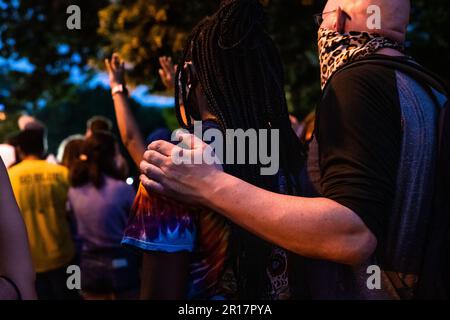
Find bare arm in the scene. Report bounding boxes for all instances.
[106,54,146,167]
[0,160,36,299]
[105,54,178,167]
[139,135,377,266]
[197,171,376,265]
[111,92,146,167]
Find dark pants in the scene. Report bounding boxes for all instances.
[80,247,140,297]
[36,265,81,300]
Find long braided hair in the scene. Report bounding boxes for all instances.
[175,0,305,298]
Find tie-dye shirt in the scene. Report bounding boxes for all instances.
[122,121,233,299]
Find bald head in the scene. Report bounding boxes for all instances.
[322,0,410,42]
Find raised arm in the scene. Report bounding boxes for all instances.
[106,54,146,167]
[0,160,36,300]
[158,56,177,91]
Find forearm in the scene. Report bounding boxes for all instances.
[112,93,146,167]
[203,171,377,265]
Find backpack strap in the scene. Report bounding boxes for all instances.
[323,56,449,156]
[324,56,449,97]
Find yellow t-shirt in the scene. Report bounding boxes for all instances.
[8,160,75,273]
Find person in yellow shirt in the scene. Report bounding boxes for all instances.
[8,128,77,300]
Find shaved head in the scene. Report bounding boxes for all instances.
[322,0,411,42]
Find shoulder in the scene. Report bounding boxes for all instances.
[320,64,400,123]
[45,162,69,177]
[6,164,20,176]
[7,161,27,178]
[53,163,68,173]
[326,63,398,101]
[106,176,134,194]
[113,179,136,204]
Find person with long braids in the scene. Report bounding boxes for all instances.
[121,0,305,299]
[141,0,450,300]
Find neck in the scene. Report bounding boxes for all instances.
[201,110,217,121]
[22,155,41,161]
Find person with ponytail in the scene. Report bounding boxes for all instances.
[122,0,305,300]
[68,131,139,299]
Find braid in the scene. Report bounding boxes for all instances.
[175,0,305,298]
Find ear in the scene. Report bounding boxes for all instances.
[334,6,346,33]
[16,146,23,158]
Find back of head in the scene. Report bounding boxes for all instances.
[86,116,113,135]
[323,0,410,42]
[16,128,46,158]
[176,0,304,298]
[18,115,45,131]
[177,0,303,182]
[58,135,85,169]
[70,131,120,189]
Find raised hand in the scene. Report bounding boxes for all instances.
[158,56,177,90]
[105,53,126,88]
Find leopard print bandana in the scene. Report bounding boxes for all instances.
[318,28,404,89]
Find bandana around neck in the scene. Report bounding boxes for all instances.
[318,28,404,89]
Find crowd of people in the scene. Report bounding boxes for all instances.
[0,116,141,299]
[0,0,449,300]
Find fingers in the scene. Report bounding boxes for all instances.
[140,153,171,196]
[159,57,166,72]
[159,68,168,85]
[142,149,169,168]
[140,174,165,195]
[159,56,174,75]
[105,58,111,73]
[175,132,206,150]
[110,53,125,73]
[148,140,181,157]
[140,159,165,181]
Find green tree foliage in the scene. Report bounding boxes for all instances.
[96,0,323,116]
[95,0,450,116]
[408,0,450,83]
[1,0,449,120]
[96,0,219,91]
[0,0,110,112]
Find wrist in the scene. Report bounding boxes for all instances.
[200,169,232,209]
[111,83,128,96]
